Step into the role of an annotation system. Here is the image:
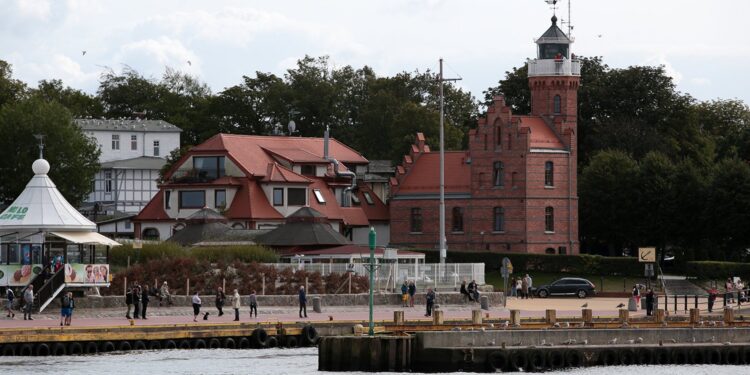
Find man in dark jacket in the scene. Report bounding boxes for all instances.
[141,285,150,319]
[299,286,307,318]
[408,281,416,307]
[425,288,436,317]
[133,284,141,319]
[216,287,226,317]
[645,288,655,316]
[125,287,133,319]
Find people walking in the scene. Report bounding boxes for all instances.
[401,281,409,307]
[125,286,133,319]
[510,277,517,298]
[232,289,241,321]
[5,288,15,318]
[160,281,173,306]
[66,292,75,326]
[525,274,534,299]
[516,277,523,299]
[299,286,308,318]
[249,290,258,318]
[425,288,436,317]
[216,287,226,317]
[708,287,718,313]
[133,284,141,319]
[192,291,202,322]
[141,285,150,319]
[23,285,33,320]
[632,285,641,306]
[645,288,655,316]
[521,277,529,299]
[60,291,71,326]
[408,281,416,307]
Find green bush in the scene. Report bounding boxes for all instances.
[676,261,750,280]
[189,245,278,264]
[110,243,186,267]
[110,243,278,268]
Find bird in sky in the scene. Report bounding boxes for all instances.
[82,51,86,56]
[187,60,192,66]
[597,34,603,38]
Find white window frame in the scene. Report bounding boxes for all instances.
[313,189,326,204]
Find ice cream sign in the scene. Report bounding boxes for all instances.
[0,206,29,220]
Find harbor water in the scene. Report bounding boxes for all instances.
[0,348,747,374]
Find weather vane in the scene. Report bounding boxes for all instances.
[545,0,558,16]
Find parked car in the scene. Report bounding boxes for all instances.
[535,278,596,298]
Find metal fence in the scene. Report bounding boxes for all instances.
[266,262,485,292]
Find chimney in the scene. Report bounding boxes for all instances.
[323,126,330,160]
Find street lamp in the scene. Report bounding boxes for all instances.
[367,227,376,336]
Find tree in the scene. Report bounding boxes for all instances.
[705,158,750,260]
[158,145,192,183]
[0,60,28,108]
[632,151,677,259]
[0,98,100,206]
[32,79,104,118]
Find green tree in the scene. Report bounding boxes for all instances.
[705,158,750,260]
[633,152,677,259]
[32,79,104,118]
[0,98,100,206]
[0,60,28,108]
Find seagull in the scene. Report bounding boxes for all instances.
[608,338,618,344]
[635,337,644,344]
[597,34,603,38]
[553,322,561,328]
[82,50,86,56]
[627,339,635,344]
[187,60,192,66]
[581,303,588,308]
[562,322,570,328]
[582,339,588,345]
[616,303,625,308]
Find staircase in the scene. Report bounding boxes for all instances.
[36,267,66,312]
[661,275,706,296]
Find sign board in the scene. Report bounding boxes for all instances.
[638,247,656,263]
[384,248,397,260]
[644,263,655,277]
[132,240,143,249]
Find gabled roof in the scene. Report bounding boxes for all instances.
[517,116,566,149]
[133,190,170,221]
[224,179,283,220]
[394,152,471,195]
[167,222,232,246]
[262,162,311,183]
[189,134,368,178]
[255,207,351,247]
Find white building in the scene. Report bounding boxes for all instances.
[76,119,181,218]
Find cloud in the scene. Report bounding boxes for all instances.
[25,54,99,88]
[644,54,683,84]
[689,77,711,86]
[116,37,200,76]
[15,0,51,20]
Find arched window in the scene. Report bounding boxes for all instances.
[410,208,423,233]
[493,207,505,232]
[231,222,246,229]
[451,207,464,232]
[545,207,554,232]
[173,223,186,232]
[142,228,160,241]
[545,247,556,254]
[493,161,504,187]
[544,161,554,187]
[553,95,561,114]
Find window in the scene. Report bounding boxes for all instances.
[111,134,120,150]
[493,161,504,187]
[558,246,567,255]
[553,95,561,114]
[288,188,306,206]
[511,171,518,188]
[179,190,205,209]
[545,161,554,187]
[104,170,112,193]
[124,221,132,229]
[165,190,171,209]
[300,165,315,176]
[451,207,464,232]
[483,134,488,150]
[493,207,505,232]
[410,208,423,233]
[545,206,554,232]
[131,135,138,150]
[273,188,284,206]
[495,120,502,147]
[313,189,326,204]
[153,140,160,156]
[363,192,374,205]
[215,189,227,209]
[351,194,360,205]
[193,156,226,180]
[545,247,556,254]
[142,228,160,241]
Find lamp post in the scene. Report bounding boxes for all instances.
[368,227,376,336]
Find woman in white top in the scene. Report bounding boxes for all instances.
[232,289,241,321]
[515,278,523,299]
[192,292,202,322]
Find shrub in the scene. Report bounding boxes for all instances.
[189,245,278,264]
[110,243,186,268]
[676,261,750,280]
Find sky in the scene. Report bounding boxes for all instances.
[1,0,748,105]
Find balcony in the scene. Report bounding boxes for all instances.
[527,58,581,77]
[170,169,219,184]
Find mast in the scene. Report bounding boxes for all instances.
[437,59,461,265]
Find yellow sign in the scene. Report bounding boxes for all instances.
[638,247,656,263]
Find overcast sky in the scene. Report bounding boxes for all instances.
[1,0,748,105]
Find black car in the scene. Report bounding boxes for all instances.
[535,277,596,298]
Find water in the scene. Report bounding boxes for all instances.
[0,348,747,374]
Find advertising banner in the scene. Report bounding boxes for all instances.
[0,264,43,287]
[65,263,110,284]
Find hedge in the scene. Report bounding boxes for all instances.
[110,243,278,269]
[675,261,750,280]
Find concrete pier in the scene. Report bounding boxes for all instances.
[318,336,412,372]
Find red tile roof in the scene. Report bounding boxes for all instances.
[354,186,389,221]
[395,152,471,194]
[225,179,283,220]
[518,116,565,149]
[262,163,311,183]
[307,179,369,226]
[282,245,425,257]
[133,190,170,221]
[191,134,368,177]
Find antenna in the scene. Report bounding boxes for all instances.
[560,0,574,38]
[33,134,45,159]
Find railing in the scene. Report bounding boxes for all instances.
[36,267,66,312]
[527,58,581,77]
[664,290,749,313]
[266,262,485,291]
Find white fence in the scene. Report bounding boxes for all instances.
[266,262,485,292]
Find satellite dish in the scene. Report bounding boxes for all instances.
[288,120,296,134]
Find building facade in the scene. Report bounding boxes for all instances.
[77,119,181,215]
[389,16,580,254]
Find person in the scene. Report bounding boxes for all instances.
[249,290,258,318]
[99,266,109,283]
[425,288,436,317]
[408,281,416,307]
[468,280,480,302]
[510,277,517,298]
[160,281,173,306]
[23,285,33,320]
[460,280,471,302]
[192,291,202,322]
[516,277,523,299]
[299,286,308,318]
[60,291,71,326]
[525,274,534,299]
[231,289,241,321]
[141,285,150,319]
[125,286,134,319]
[521,277,529,300]
[632,285,641,305]
[645,288,655,316]
[5,288,15,318]
[133,284,141,319]
[401,281,409,307]
[66,292,75,326]
[708,287,718,313]
[216,287,226,317]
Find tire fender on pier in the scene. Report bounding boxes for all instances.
[486,351,509,372]
[547,350,565,369]
[301,326,319,346]
[510,350,528,371]
[68,342,83,355]
[208,338,221,349]
[101,341,115,353]
[85,342,99,354]
[223,337,236,349]
[52,342,67,356]
[265,336,278,348]
[251,328,268,348]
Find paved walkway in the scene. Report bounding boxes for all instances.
[0,297,653,329]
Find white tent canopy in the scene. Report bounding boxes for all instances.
[50,231,121,247]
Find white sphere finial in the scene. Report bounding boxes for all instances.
[32,159,50,175]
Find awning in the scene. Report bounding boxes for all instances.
[50,231,121,247]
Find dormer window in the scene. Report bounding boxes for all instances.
[300,165,316,176]
[193,156,225,180]
[363,192,374,205]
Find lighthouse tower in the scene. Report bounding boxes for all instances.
[528,15,580,149]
